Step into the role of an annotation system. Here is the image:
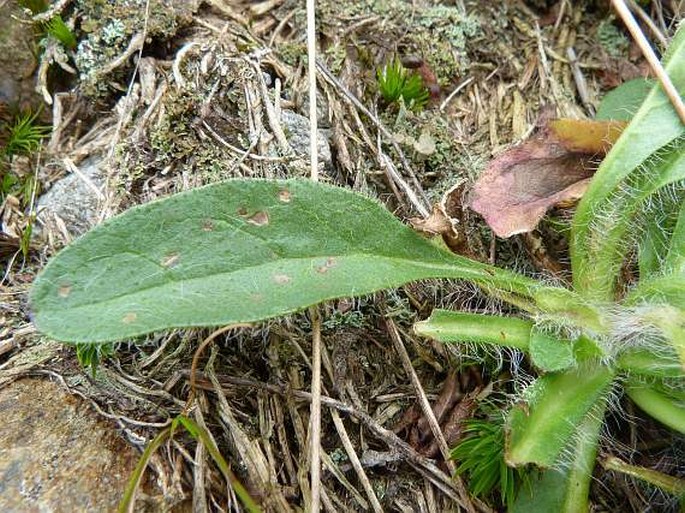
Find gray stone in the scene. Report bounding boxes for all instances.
[0,3,38,107]
[36,156,106,239]
[300,90,330,128]
[280,109,332,169]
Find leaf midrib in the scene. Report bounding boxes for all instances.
[38,251,488,314]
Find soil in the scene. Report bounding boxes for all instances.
[0,0,683,512]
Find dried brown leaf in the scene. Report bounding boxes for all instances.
[466,119,625,238]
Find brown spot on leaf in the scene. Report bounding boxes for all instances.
[237,206,249,216]
[122,312,137,324]
[57,284,71,298]
[247,211,269,226]
[201,220,214,232]
[316,257,337,274]
[278,189,292,202]
[161,252,180,268]
[273,274,291,284]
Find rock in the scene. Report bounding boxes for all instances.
[36,156,106,240]
[0,378,147,512]
[280,109,332,170]
[0,3,39,108]
[300,90,330,128]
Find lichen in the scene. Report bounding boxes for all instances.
[74,0,198,99]
[113,56,254,197]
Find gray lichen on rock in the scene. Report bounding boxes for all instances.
[74,0,199,98]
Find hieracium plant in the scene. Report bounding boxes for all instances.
[30,26,685,511]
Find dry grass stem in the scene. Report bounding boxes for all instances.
[330,409,384,513]
[308,309,323,513]
[612,0,685,123]
[385,318,475,513]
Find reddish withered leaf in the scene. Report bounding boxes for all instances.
[466,119,626,238]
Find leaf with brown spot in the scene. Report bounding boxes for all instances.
[272,274,291,284]
[30,179,539,343]
[247,211,269,226]
[467,119,626,238]
[278,189,292,203]
[122,312,137,324]
[161,252,180,268]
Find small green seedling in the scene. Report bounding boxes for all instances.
[2,110,51,159]
[19,0,77,50]
[376,57,430,111]
[451,407,531,509]
[30,26,685,512]
[76,342,117,376]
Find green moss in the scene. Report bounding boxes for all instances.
[597,17,630,57]
[278,42,307,66]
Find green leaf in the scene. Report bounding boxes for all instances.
[414,310,532,350]
[617,348,684,379]
[663,198,685,274]
[31,179,541,343]
[506,363,614,467]
[571,24,685,300]
[637,182,683,279]
[627,272,685,310]
[511,398,605,513]
[596,78,654,122]
[176,416,261,513]
[119,427,171,513]
[529,330,575,373]
[573,137,685,301]
[626,378,685,434]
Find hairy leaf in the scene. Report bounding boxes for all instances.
[414,310,532,350]
[571,24,685,299]
[574,138,685,300]
[506,363,614,467]
[626,379,685,434]
[529,330,575,373]
[31,179,540,343]
[511,399,605,513]
[596,78,654,122]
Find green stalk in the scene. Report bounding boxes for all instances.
[118,427,171,513]
[626,380,685,434]
[176,416,262,513]
[601,456,685,497]
[563,400,606,512]
[414,310,533,350]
